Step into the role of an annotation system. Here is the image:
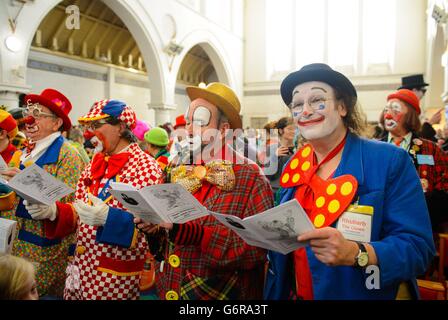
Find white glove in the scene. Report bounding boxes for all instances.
[73,193,109,226]
[24,200,57,221]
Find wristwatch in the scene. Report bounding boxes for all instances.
[354,242,369,268]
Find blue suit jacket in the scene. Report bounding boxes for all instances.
[264,133,435,300]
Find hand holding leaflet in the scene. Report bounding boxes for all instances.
[209,199,315,255]
[109,182,209,224]
[0,164,73,205]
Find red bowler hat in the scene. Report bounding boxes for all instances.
[24,88,73,131]
[174,114,186,129]
[387,89,421,115]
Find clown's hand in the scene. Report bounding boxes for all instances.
[24,200,57,221]
[73,194,108,226]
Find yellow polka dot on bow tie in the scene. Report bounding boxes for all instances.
[282,173,290,184]
[326,184,337,195]
[302,146,311,158]
[301,161,311,171]
[314,214,325,228]
[316,196,325,208]
[292,173,300,183]
[328,200,340,214]
[340,182,353,196]
[290,159,299,170]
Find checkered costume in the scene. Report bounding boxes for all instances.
[45,143,163,300]
[155,151,274,300]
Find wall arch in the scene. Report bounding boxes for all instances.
[1,0,168,109]
[170,30,236,91]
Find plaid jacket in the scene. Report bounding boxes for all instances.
[409,135,448,193]
[382,133,448,193]
[382,133,448,230]
[155,159,274,300]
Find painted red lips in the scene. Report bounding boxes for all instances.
[297,116,325,126]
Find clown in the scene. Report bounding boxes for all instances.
[135,82,274,300]
[0,109,19,165]
[0,109,20,209]
[264,63,434,300]
[144,127,170,173]
[380,89,448,232]
[0,88,85,298]
[27,99,163,300]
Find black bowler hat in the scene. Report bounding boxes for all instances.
[280,63,357,106]
[398,74,429,90]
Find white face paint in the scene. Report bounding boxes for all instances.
[290,82,346,141]
[175,134,202,164]
[383,101,404,131]
[90,136,104,154]
[191,106,211,127]
[384,119,398,130]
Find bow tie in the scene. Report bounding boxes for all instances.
[23,140,36,155]
[170,160,235,194]
[280,144,358,228]
[90,152,131,181]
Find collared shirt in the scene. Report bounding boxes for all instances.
[387,132,412,151]
[21,132,61,164]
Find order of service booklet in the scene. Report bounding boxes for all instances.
[111,181,314,254]
[209,199,315,254]
[0,164,74,206]
[0,217,17,254]
[109,182,209,224]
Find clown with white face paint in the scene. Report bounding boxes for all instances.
[264,63,435,300]
[32,99,163,300]
[290,81,347,142]
[134,82,274,300]
[380,89,448,234]
[383,100,404,131]
[0,88,86,298]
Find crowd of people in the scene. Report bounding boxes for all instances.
[0,63,447,300]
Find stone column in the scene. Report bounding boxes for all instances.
[147,103,177,126]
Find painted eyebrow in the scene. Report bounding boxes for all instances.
[292,87,327,97]
[310,87,327,93]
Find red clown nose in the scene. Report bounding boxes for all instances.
[83,130,94,140]
[23,116,35,125]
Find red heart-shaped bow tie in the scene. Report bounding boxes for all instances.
[280,144,358,228]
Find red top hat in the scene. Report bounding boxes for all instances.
[387,89,421,115]
[24,88,72,131]
[174,114,186,129]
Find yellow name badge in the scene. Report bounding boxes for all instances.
[336,204,374,243]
